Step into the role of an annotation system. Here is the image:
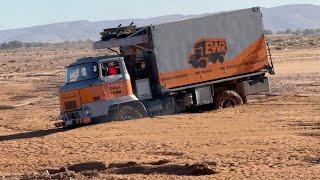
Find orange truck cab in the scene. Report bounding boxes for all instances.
[57,7,275,127]
[58,56,147,127]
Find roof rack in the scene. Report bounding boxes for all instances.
[93,24,150,50]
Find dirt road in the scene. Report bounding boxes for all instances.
[0,46,319,179]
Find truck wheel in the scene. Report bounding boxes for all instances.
[111,105,146,121]
[214,90,243,109]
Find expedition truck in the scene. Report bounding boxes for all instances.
[56,7,274,127]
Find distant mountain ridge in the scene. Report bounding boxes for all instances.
[261,4,320,31]
[0,14,197,43]
[0,4,319,43]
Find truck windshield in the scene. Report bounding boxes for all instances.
[65,63,99,83]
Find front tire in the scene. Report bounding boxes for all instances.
[214,90,243,109]
[110,104,146,121]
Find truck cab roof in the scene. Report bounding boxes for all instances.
[68,55,121,67]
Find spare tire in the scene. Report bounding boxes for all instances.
[214,90,243,109]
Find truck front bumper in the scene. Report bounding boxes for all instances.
[56,110,92,128]
[55,117,92,128]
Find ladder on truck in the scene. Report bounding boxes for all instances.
[266,41,275,75]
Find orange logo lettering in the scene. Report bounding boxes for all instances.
[189,38,227,69]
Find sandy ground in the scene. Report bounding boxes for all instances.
[0,45,319,179]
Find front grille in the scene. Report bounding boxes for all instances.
[65,101,77,111]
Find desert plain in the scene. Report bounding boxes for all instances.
[0,40,319,179]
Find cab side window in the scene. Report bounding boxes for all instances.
[101,61,121,77]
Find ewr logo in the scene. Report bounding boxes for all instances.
[189,38,227,68]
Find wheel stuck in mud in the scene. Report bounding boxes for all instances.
[214,90,244,109]
[110,104,148,121]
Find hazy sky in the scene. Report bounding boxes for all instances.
[1,0,320,30]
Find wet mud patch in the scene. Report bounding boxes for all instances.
[67,162,107,173]
[107,160,217,176]
[298,132,320,138]
[9,95,37,101]
[151,151,185,157]
[0,104,15,110]
[6,160,217,179]
[13,162,107,179]
[288,121,320,138]
[303,156,320,165]
[288,121,320,130]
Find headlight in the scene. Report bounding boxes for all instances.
[84,108,91,116]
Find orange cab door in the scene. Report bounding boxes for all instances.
[79,85,106,104]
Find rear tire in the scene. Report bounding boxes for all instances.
[214,90,243,109]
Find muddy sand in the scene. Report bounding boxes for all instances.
[0,46,319,179]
